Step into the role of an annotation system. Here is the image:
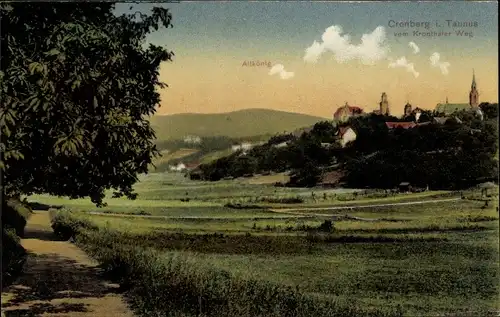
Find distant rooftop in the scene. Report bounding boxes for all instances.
[385,122,416,129]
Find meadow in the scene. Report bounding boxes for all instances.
[38,172,500,317]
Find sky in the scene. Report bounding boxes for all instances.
[114,1,498,117]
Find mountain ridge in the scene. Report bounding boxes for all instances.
[151,108,329,141]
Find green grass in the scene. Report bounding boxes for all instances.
[199,148,234,164]
[153,148,199,165]
[52,198,500,316]
[41,171,500,316]
[149,108,327,141]
[53,211,406,317]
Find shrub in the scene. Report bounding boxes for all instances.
[224,203,265,209]
[1,228,27,288]
[318,220,334,233]
[259,196,304,204]
[2,198,32,238]
[50,209,99,240]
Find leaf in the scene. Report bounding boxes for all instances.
[71,80,81,90]
[45,48,60,56]
[2,125,11,137]
[28,97,41,111]
[28,62,41,75]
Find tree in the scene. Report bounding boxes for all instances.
[309,121,336,143]
[418,110,434,123]
[1,3,174,206]
[288,159,321,187]
[479,102,499,120]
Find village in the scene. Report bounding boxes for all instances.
[331,71,483,147]
[169,71,484,174]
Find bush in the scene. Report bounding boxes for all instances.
[1,228,27,288]
[259,196,304,204]
[224,203,265,209]
[1,197,31,288]
[318,220,334,233]
[2,198,32,238]
[50,209,99,240]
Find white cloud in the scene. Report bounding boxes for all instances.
[388,56,419,78]
[269,64,295,80]
[303,25,389,65]
[408,41,420,54]
[430,52,450,75]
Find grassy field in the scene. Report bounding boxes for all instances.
[29,172,459,215]
[35,172,500,316]
[199,148,234,164]
[149,108,327,141]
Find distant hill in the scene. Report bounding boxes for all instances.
[150,108,328,141]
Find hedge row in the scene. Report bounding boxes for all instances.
[1,198,32,288]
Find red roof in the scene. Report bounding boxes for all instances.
[385,122,416,129]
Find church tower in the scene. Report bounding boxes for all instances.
[379,92,390,115]
[469,69,479,108]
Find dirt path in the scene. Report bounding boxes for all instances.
[1,211,135,317]
[267,198,462,221]
[85,197,462,222]
[269,197,462,213]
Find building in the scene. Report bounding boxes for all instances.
[470,70,479,108]
[411,107,424,122]
[379,92,390,115]
[385,122,416,129]
[273,141,289,148]
[430,116,463,125]
[433,117,448,125]
[403,102,412,117]
[170,163,187,172]
[435,70,480,115]
[337,126,357,147]
[333,102,364,122]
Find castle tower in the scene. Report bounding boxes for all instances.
[404,102,412,117]
[379,92,390,115]
[469,69,479,108]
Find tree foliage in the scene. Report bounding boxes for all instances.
[193,121,338,183]
[193,110,497,190]
[479,102,499,120]
[343,115,498,189]
[1,3,174,206]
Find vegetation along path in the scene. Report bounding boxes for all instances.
[1,211,135,317]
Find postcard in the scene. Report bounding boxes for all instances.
[1,1,498,317]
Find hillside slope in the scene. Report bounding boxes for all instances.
[150,108,328,141]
